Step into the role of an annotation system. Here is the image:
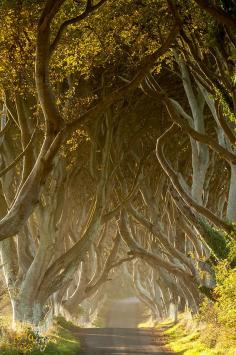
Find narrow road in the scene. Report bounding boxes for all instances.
[75,327,176,354]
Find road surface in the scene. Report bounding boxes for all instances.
[74,297,176,354]
[75,327,176,354]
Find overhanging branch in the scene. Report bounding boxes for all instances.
[50,0,107,54]
[194,0,236,29]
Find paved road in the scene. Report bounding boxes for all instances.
[75,327,176,354]
[106,297,145,328]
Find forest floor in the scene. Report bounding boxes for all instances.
[73,327,177,354]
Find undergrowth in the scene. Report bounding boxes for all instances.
[0,315,80,354]
[157,259,236,355]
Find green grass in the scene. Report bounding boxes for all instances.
[157,314,236,355]
[39,316,81,355]
[138,318,157,328]
[0,315,81,354]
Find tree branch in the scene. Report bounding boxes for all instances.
[145,74,236,164]
[50,0,107,54]
[65,22,180,136]
[0,120,12,138]
[156,124,234,234]
[194,0,236,29]
[0,126,37,178]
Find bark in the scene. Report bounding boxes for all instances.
[226,164,236,221]
[167,94,236,164]
[37,113,113,304]
[13,299,44,326]
[175,62,209,205]
[133,270,161,321]
[156,124,234,234]
[0,20,179,242]
[128,202,195,275]
[62,234,121,314]
[194,0,236,29]
[118,210,194,280]
[15,95,35,183]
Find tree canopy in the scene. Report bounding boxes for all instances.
[0,2,235,348]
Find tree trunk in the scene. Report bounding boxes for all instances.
[227,164,236,221]
[169,302,178,323]
[12,298,44,326]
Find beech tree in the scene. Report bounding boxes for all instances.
[0,0,178,241]
[0,0,235,329]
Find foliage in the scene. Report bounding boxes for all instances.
[163,318,219,355]
[198,220,231,261]
[227,239,236,267]
[0,321,46,354]
[198,261,236,351]
[213,262,236,329]
[0,316,80,354]
[55,315,78,329]
[53,0,173,78]
[91,315,106,328]
[163,261,236,354]
[42,316,81,355]
[0,1,39,96]
[0,0,174,104]
[0,0,235,349]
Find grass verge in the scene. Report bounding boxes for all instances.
[157,314,236,355]
[0,315,80,354]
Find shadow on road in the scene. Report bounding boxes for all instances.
[75,328,177,354]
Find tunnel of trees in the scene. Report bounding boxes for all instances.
[0,0,235,349]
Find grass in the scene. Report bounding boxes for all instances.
[138,318,157,328]
[0,315,81,354]
[157,314,236,355]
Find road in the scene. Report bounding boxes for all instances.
[75,327,176,354]
[74,297,176,354]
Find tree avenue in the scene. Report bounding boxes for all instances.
[0,0,235,353]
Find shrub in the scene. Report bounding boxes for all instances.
[165,258,236,354]
[198,261,236,350]
[0,315,80,354]
[0,322,47,354]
